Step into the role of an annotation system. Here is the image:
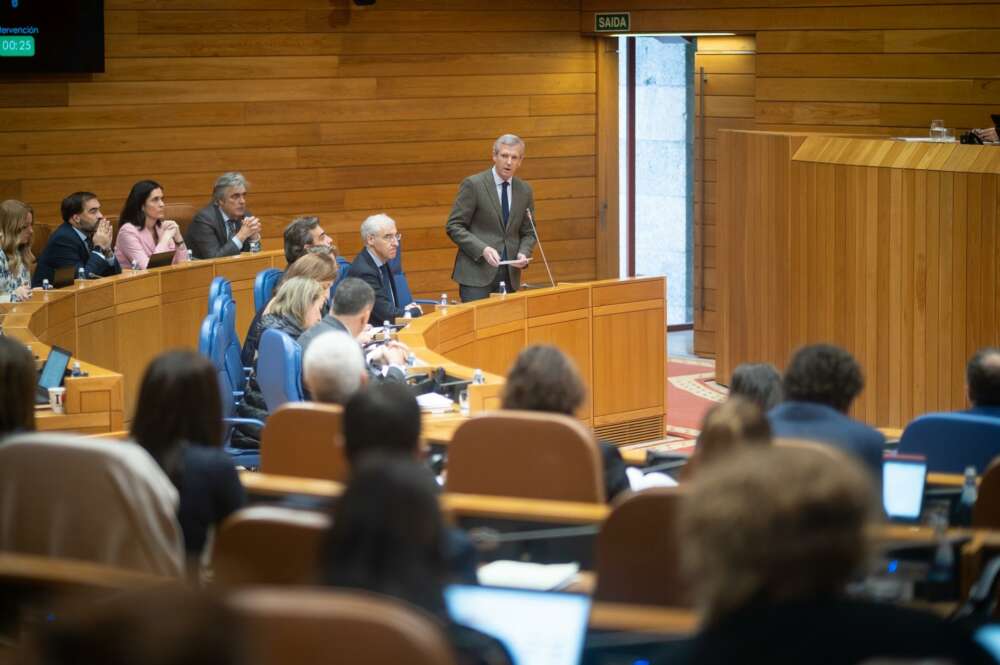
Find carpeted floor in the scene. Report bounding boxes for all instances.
[620,355,726,457]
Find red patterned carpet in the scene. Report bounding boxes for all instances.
[620,356,726,457]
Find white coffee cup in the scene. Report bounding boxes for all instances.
[48,386,66,414]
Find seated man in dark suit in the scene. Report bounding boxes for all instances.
[965,347,1000,417]
[184,172,262,259]
[768,343,884,481]
[298,277,408,384]
[346,213,422,326]
[33,192,121,287]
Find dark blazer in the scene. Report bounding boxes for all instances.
[184,203,250,260]
[176,445,247,564]
[446,168,536,290]
[657,597,994,665]
[347,248,408,326]
[33,222,121,287]
[298,313,406,385]
[768,401,885,481]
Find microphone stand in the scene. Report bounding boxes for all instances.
[525,209,556,288]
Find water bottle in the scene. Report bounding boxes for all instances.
[473,368,485,385]
[439,293,448,315]
[41,279,52,291]
[130,259,139,272]
[71,361,83,377]
[499,280,507,296]
[403,309,412,320]
[383,320,392,342]
[953,466,978,526]
[406,352,416,367]
[187,248,194,262]
[249,238,261,253]
[76,267,86,281]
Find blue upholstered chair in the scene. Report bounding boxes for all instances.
[257,328,304,412]
[198,312,218,359]
[388,244,435,306]
[253,269,283,315]
[208,276,232,314]
[897,412,1000,474]
[212,295,251,397]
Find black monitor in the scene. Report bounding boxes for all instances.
[0,0,104,73]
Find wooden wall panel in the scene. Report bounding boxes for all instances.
[7,1,599,307]
[585,0,1000,360]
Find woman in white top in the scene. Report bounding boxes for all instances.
[114,180,187,270]
[0,199,34,302]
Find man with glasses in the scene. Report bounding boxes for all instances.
[347,213,422,326]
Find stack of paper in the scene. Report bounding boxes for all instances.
[477,561,580,591]
[416,392,454,413]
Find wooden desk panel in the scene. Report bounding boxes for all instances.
[718,132,1000,428]
[399,278,666,444]
[0,251,282,431]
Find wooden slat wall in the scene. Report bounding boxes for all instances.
[583,0,1000,358]
[694,35,755,358]
[4,0,600,302]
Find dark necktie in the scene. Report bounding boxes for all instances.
[225,217,237,240]
[381,263,397,307]
[501,181,510,228]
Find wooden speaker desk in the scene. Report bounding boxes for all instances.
[718,132,1000,428]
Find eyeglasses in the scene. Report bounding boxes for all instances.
[380,233,402,244]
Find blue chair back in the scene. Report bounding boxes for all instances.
[898,412,1000,474]
[329,256,352,297]
[254,269,283,315]
[212,296,247,396]
[208,277,232,314]
[257,328,304,411]
[388,243,434,306]
[198,313,218,359]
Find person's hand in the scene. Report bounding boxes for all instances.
[357,324,375,345]
[13,285,30,301]
[510,253,530,269]
[235,216,262,242]
[160,219,182,243]
[404,302,422,315]
[974,127,999,142]
[92,218,112,250]
[387,339,410,353]
[380,344,408,366]
[482,246,501,267]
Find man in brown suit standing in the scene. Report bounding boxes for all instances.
[446,134,537,302]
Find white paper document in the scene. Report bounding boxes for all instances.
[477,560,580,591]
[416,392,454,413]
[497,258,531,266]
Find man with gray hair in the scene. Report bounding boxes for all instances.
[303,331,368,406]
[347,212,422,325]
[446,134,536,302]
[185,172,263,259]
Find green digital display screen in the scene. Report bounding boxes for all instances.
[0,35,33,57]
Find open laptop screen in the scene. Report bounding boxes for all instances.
[883,455,927,521]
[445,585,591,665]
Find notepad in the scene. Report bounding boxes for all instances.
[416,392,454,413]
[476,560,580,591]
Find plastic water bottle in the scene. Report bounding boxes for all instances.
[403,309,412,320]
[187,248,194,262]
[249,238,261,253]
[406,352,416,367]
[498,281,507,296]
[439,293,448,315]
[473,368,485,385]
[41,279,52,291]
[383,320,392,342]
[76,267,86,281]
[953,466,978,526]
[71,361,83,377]
[130,259,139,272]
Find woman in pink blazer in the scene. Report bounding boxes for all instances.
[114,180,187,269]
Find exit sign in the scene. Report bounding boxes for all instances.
[595,12,630,32]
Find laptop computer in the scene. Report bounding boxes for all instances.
[34,345,72,405]
[52,264,77,288]
[146,250,175,269]
[883,453,928,523]
[444,585,591,665]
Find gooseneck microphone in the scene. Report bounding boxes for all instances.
[524,209,556,288]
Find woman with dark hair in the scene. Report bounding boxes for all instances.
[114,180,187,270]
[0,336,36,437]
[501,345,630,501]
[322,458,512,665]
[685,396,772,480]
[729,362,783,412]
[131,350,246,566]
